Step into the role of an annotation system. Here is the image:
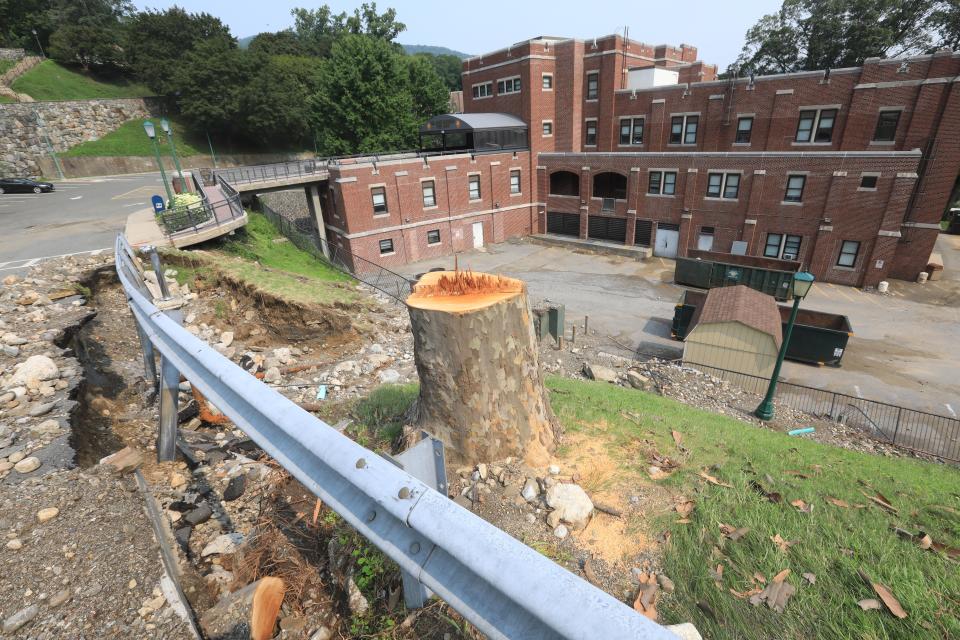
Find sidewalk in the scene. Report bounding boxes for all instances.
[124,208,171,248]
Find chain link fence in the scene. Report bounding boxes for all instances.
[686,361,960,463]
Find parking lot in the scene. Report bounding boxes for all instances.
[399,234,960,419]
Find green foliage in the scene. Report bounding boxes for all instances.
[248,30,310,57]
[173,39,253,137]
[124,7,234,95]
[352,383,418,445]
[733,0,945,74]
[240,55,323,147]
[402,44,470,58]
[351,543,387,596]
[11,60,149,101]
[545,376,960,639]
[405,54,452,120]
[170,192,202,210]
[415,52,463,91]
[48,24,124,70]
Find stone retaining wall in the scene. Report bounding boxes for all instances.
[0,97,162,176]
[0,48,25,60]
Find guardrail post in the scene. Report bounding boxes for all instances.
[385,434,447,609]
[144,246,171,300]
[135,321,158,388]
[158,353,179,462]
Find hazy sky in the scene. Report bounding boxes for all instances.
[133,0,784,69]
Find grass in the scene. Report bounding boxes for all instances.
[63,115,206,158]
[11,60,150,101]
[545,376,960,640]
[0,94,14,104]
[180,211,357,307]
[0,59,15,75]
[354,377,960,639]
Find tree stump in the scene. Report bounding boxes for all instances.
[406,271,557,466]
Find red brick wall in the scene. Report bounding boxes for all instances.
[539,151,922,286]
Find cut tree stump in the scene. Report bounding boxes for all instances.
[406,271,557,466]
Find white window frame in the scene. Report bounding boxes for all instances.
[735,115,754,145]
[370,184,388,216]
[542,120,553,137]
[705,171,741,200]
[586,71,599,100]
[509,168,522,195]
[426,229,441,246]
[794,105,840,144]
[669,113,699,145]
[421,178,437,209]
[763,233,803,261]
[378,238,395,256]
[836,240,861,268]
[783,174,807,204]
[542,73,553,91]
[647,169,678,197]
[497,75,521,95]
[468,172,481,201]
[584,118,598,147]
[618,116,644,146]
[471,81,492,100]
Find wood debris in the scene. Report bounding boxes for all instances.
[675,499,695,518]
[771,534,796,553]
[719,523,750,541]
[790,498,813,513]
[860,490,898,514]
[826,496,850,508]
[698,471,733,488]
[632,572,659,620]
[749,569,796,612]
[857,569,907,619]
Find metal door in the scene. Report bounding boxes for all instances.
[587,216,627,243]
[472,222,484,248]
[655,224,679,258]
[697,233,714,251]
[547,212,580,237]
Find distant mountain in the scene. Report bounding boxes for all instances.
[402,44,470,59]
[237,35,255,49]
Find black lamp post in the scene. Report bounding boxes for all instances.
[755,271,816,421]
[160,118,185,186]
[31,29,45,58]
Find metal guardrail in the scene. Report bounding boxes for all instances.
[259,201,413,302]
[684,361,960,463]
[213,159,330,186]
[115,233,677,640]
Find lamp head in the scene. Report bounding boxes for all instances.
[160,118,170,134]
[143,120,156,139]
[792,271,815,299]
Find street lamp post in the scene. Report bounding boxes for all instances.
[160,118,185,187]
[31,29,45,58]
[754,271,816,421]
[143,120,174,205]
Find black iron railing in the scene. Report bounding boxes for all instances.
[684,361,960,463]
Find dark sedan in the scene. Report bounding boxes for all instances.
[0,178,55,194]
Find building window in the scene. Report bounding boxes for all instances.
[837,240,860,267]
[736,117,753,143]
[468,174,481,200]
[542,74,553,90]
[549,171,579,196]
[497,76,521,95]
[764,233,802,260]
[379,239,394,255]
[427,229,441,245]
[586,72,599,99]
[510,169,521,194]
[371,186,387,214]
[592,172,627,200]
[422,180,436,207]
[670,115,698,144]
[585,120,597,146]
[542,121,553,136]
[472,82,492,99]
[648,171,677,195]
[873,110,901,142]
[860,174,878,190]
[706,172,740,199]
[796,108,837,143]
[784,175,806,202]
[619,117,644,145]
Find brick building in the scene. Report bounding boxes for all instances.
[318,32,959,287]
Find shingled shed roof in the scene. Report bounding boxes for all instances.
[690,285,783,348]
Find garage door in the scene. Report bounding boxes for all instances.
[634,219,653,247]
[588,216,627,243]
[547,212,580,237]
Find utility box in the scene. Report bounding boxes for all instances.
[547,304,565,342]
[532,304,565,342]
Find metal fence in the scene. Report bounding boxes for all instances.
[258,201,413,302]
[213,159,330,186]
[685,361,960,462]
[153,172,245,236]
[114,233,677,640]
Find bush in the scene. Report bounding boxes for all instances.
[170,192,202,210]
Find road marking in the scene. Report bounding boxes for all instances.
[123,202,147,207]
[832,286,855,302]
[946,404,957,418]
[112,186,161,200]
[70,196,83,200]
[0,248,112,272]
[854,385,862,398]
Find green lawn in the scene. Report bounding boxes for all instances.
[63,116,206,157]
[0,94,15,104]
[169,211,356,307]
[10,60,150,101]
[0,59,15,76]
[353,378,960,639]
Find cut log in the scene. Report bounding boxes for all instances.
[199,576,285,640]
[406,271,557,466]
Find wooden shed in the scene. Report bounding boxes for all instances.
[683,285,783,379]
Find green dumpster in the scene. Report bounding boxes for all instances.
[675,250,800,301]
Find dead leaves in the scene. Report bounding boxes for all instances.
[674,498,695,523]
[802,572,816,585]
[771,534,797,553]
[698,470,733,488]
[632,572,659,620]
[892,526,960,559]
[860,489,898,514]
[826,496,850,508]
[749,480,782,503]
[858,598,882,611]
[719,523,750,541]
[858,569,907,619]
[749,568,796,612]
[790,498,813,513]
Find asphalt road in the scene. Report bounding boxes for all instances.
[0,172,168,271]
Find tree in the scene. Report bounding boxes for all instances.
[404,54,451,122]
[416,52,463,91]
[173,39,253,138]
[291,3,405,56]
[0,0,55,52]
[248,30,309,57]
[125,7,235,95]
[308,35,417,154]
[242,55,323,147]
[49,24,125,70]
[733,0,937,74]
[930,0,960,50]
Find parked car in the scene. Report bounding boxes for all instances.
[0,178,55,194]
